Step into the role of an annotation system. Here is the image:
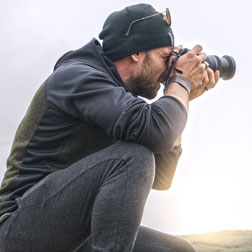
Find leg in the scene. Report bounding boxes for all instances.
[78,226,196,252]
[0,142,155,252]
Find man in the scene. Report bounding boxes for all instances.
[0,3,219,252]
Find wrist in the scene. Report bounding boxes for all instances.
[167,75,191,94]
[165,82,189,112]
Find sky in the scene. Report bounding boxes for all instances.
[0,0,251,235]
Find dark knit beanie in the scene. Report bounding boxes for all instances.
[99,3,174,62]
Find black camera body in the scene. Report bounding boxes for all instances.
[181,48,236,80]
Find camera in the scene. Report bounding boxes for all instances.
[181,48,236,80]
[205,55,236,80]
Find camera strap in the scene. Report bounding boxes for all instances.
[163,48,188,94]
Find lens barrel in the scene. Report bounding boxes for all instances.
[180,48,236,80]
[205,55,236,80]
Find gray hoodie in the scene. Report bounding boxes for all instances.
[0,38,187,217]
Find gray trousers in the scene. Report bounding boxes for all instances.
[0,142,195,252]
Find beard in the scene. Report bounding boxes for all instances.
[125,53,159,100]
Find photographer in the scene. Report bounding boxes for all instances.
[0,3,219,252]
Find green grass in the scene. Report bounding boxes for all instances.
[182,230,252,252]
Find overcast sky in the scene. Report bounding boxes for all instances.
[0,0,251,235]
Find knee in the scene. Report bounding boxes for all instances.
[122,142,153,160]
[119,142,155,186]
[177,238,196,252]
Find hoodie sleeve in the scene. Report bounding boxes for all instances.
[46,64,187,153]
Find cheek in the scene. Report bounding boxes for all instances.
[144,59,166,80]
[153,59,167,72]
[149,63,163,74]
[154,64,167,78]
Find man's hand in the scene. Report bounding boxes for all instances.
[165,45,220,111]
[170,45,220,100]
[171,45,207,87]
[189,68,220,100]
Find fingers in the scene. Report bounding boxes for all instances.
[188,45,207,63]
[204,69,220,91]
[215,70,220,83]
[202,70,209,90]
[190,44,203,55]
[172,44,206,63]
[174,44,204,55]
[170,43,220,98]
[173,45,183,51]
[207,69,216,89]
[203,61,209,71]
[199,53,207,62]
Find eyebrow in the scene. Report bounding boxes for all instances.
[160,49,173,57]
[161,53,171,59]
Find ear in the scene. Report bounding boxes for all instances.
[130,52,140,63]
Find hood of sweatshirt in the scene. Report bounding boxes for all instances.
[53,38,125,88]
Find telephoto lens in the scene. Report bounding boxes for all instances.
[204,55,236,80]
[180,48,236,80]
